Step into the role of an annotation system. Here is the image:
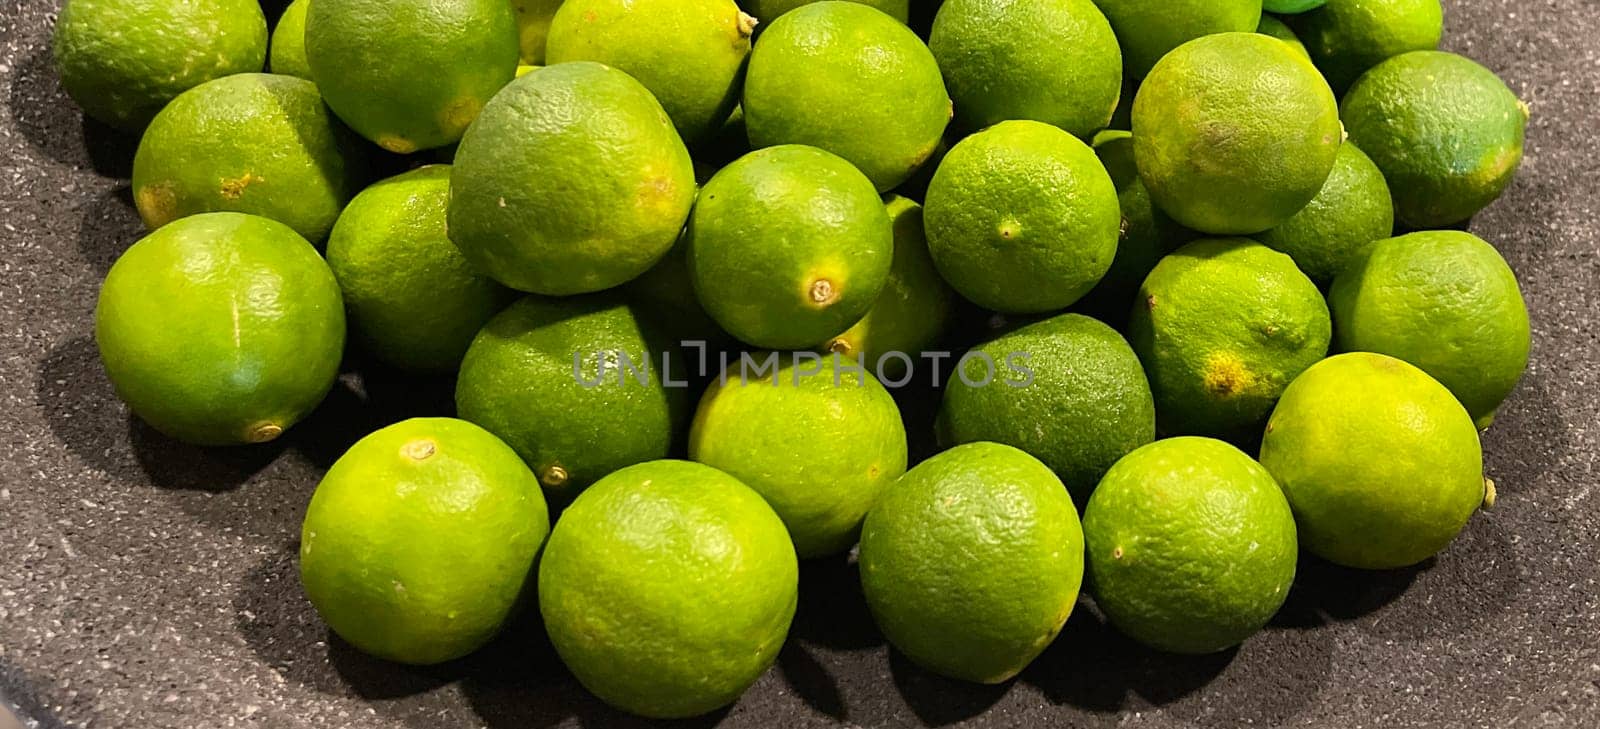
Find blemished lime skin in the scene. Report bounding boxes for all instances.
[306,0,519,153]
[929,0,1122,138]
[540,460,798,719]
[939,313,1155,502]
[1091,0,1262,78]
[448,62,697,296]
[1260,353,1488,570]
[742,0,910,24]
[512,0,563,64]
[1084,437,1298,654]
[95,213,344,446]
[1257,14,1310,57]
[1254,142,1395,284]
[743,1,950,191]
[924,120,1121,314]
[269,0,312,80]
[131,73,368,243]
[1296,0,1443,92]
[300,418,550,665]
[860,442,1085,683]
[824,196,956,368]
[688,145,894,349]
[1133,32,1342,235]
[325,166,513,373]
[53,0,268,132]
[547,0,754,146]
[1330,231,1530,428]
[1341,51,1528,229]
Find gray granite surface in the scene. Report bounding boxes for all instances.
[2,0,1598,727]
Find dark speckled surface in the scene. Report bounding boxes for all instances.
[2,0,1598,727]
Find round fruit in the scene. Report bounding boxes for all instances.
[95,213,344,446]
[512,0,563,64]
[1260,352,1488,569]
[690,355,908,557]
[1129,239,1331,442]
[823,196,956,371]
[1263,0,1325,12]
[1256,14,1309,57]
[939,313,1155,501]
[687,145,893,349]
[131,73,368,243]
[306,0,519,152]
[1133,32,1341,235]
[928,0,1122,138]
[300,418,549,665]
[1084,437,1297,654]
[448,62,697,295]
[1341,51,1528,228]
[325,166,512,373]
[269,0,312,80]
[1073,130,1193,325]
[1092,0,1262,78]
[924,120,1121,313]
[743,1,950,191]
[52,0,268,132]
[742,0,910,23]
[1254,142,1394,283]
[540,460,798,719]
[1297,0,1443,92]
[860,442,1084,683]
[1330,231,1530,428]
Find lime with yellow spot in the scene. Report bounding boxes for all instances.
[1256,14,1309,57]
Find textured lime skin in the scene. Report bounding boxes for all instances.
[512,0,563,64]
[1297,0,1442,92]
[449,62,697,295]
[131,73,368,243]
[939,314,1155,501]
[307,0,519,152]
[1255,142,1394,283]
[860,442,1084,683]
[1260,353,1486,569]
[924,120,1121,313]
[744,2,950,191]
[1091,0,1262,78]
[690,357,907,557]
[742,0,910,23]
[540,460,798,718]
[1330,231,1530,427]
[1134,33,1341,235]
[929,0,1122,138]
[1341,51,1527,229]
[325,166,512,373]
[824,196,956,369]
[1085,437,1297,654]
[1073,131,1194,325]
[269,0,312,79]
[1129,239,1331,442]
[456,295,688,499]
[688,146,893,349]
[95,213,344,446]
[300,418,549,665]
[1257,15,1309,57]
[1264,0,1326,12]
[52,0,267,132]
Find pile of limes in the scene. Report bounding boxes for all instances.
[59,0,1529,718]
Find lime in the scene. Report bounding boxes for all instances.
[1297,0,1443,92]
[1257,14,1310,57]
[1092,0,1262,78]
[742,0,910,24]
[823,196,956,369]
[512,0,563,64]
[1254,141,1394,283]
[269,0,312,80]
[1264,0,1326,12]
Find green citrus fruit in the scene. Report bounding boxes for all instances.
[95,213,344,446]
[512,0,563,64]
[688,145,893,349]
[306,0,519,152]
[924,120,1121,313]
[1296,0,1443,92]
[448,62,697,295]
[1084,437,1297,654]
[1133,32,1341,235]
[1260,352,1489,569]
[269,0,312,80]
[929,0,1122,138]
[823,196,956,370]
[539,460,798,718]
[1341,50,1528,228]
[325,166,513,373]
[1257,14,1309,57]
[300,417,549,665]
[1264,0,1325,13]
[742,0,910,24]
[131,73,368,243]
[1092,0,1262,78]
[1329,231,1530,428]
[860,442,1084,683]
[1254,141,1394,283]
[744,1,950,191]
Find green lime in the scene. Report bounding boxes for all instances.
[929,0,1122,138]
[300,418,550,665]
[1341,50,1528,228]
[1092,0,1262,78]
[1133,32,1341,235]
[824,196,956,369]
[1254,141,1394,283]
[95,213,344,446]
[512,0,563,64]
[1330,231,1530,427]
[1256,14,1309,57]
[742,0,910,24]
[860,442,1084,683]
[1260,352,1489,569]
[448,62,697,295]
[269,0,312,80]
[1263,0,1325,13]
[1297,0,1442,92]
[744,1,950,191]
[924,120,1121,313]
[540,460,798,718]
[1084,437,1297,654]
